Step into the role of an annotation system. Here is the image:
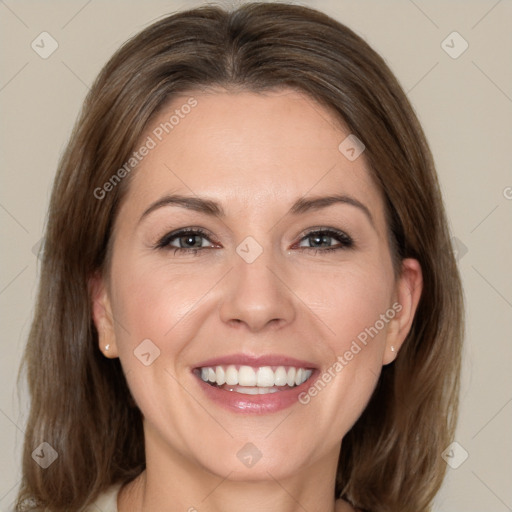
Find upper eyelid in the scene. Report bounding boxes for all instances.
[156,227,217,246]
[295,226,350,238]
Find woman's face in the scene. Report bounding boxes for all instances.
[92,89,421,483]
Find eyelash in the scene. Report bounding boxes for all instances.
[155,227,354,256]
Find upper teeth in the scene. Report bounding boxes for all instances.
[199,365,313,387]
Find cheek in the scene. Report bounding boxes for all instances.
[110,254,213,346]
[299,258,394,352]
[293,261,394,427]
[106,256,213,439]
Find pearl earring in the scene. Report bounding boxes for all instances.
[390,345,396,352]
[105,344,110,351]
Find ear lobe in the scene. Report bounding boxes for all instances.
[382,258,423,365]
[89,272,119,358]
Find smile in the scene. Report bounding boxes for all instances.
[198,364,314,394]
[192,355,318,413]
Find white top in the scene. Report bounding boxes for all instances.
[85,484,356,512]
[86,484,121,511]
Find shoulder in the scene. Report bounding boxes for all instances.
[85,484,122,512]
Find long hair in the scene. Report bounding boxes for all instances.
[17,3,464,511]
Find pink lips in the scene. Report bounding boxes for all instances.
[193,353,318,414]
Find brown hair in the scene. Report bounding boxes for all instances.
[17,3,464,511]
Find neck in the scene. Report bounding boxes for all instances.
[118,434,342,512]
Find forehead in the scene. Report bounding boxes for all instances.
[122,88,385,223]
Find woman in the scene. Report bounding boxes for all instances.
[16,3,464,511]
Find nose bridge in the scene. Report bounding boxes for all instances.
[219,239,296,331]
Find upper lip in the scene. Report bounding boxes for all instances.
[194,353,317,369]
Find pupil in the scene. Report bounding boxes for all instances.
[311,234,329,247]
[181,235,200,248]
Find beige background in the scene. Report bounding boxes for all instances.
[1,0,511,510]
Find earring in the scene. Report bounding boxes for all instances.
[390,345,396,352]
[105,344,110,351]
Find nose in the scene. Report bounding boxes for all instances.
[219,249,296,333]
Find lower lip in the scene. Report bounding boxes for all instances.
[194,372,317,414]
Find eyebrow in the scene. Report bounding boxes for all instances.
[139,193,374,227]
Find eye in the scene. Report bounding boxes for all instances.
[154,227,354,255]
[155,228,218,255]
[296,228,354,252]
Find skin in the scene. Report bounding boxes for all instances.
[91,88,422,512]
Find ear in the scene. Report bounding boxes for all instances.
[382,258,423,365]
[89,272,119,358]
